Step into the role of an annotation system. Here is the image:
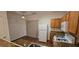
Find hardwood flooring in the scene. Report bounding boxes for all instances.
[0,39,21,47]
[12,36,52,47]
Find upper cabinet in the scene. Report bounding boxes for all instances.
[61,12,70,22]
[51,18,61,28]
[68,11,79,35]
[61,11,79,35]
[66,12,70,21]
[61,15,66,22]
[77,26,79,36]
[50,11,79,35]
[77,19,79,36]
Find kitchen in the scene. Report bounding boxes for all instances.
[0,11,79,47]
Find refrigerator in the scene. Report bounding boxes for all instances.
[38,24,48,42]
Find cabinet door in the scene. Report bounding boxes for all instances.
[77,20,79,36]
[61,12,70,22]
[51,18,61,28]
[61,15,66,22]
[66,12,70,21]
[76,19,79,44]
[68,11,79,34]
[77,26,79,36]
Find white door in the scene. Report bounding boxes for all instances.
[27,20,38,38]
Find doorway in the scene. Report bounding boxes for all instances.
[27,20,38,38]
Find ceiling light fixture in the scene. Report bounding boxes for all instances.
[21,15,25,19]
[21,11,25,19]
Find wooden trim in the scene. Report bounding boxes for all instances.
[68,12,70,33]
[76,12,79,35]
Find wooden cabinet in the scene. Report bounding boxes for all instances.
[77,25,79,36]
[68,12,79,35]
[61,11,79,45]
[66,12,70,21]
[61,12,70,22]
[49,11,79,45]
[61,14,66,22]
[76,17,79,43]
[61,11,79,35]
[51,18,61,28]
[76,14,79,36]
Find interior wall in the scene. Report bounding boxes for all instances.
[7,12,27,41]
[0,11,10,41]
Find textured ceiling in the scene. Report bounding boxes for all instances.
[7,11,67,16]
[15,11,67,15]
[15,11,37,16]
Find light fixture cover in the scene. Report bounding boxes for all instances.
[21,15,25,19]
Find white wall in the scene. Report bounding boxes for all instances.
[0,11,10,41]
[7,12,27,41]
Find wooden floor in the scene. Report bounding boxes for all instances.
[12,36,52,47]
[0,39,21,47]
